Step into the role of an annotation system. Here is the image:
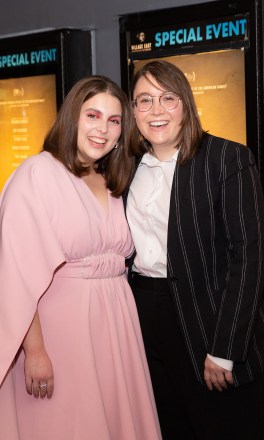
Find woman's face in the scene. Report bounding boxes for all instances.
[133,73,183,159]
[77,92,122,166]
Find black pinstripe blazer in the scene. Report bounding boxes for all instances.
[127,133,264,387]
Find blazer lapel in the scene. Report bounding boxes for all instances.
[170,158,192,211]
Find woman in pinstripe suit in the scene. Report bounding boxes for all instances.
[126,60,264,440]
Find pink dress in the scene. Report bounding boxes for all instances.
[0,152,162,440]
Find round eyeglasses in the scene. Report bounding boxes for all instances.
[133,92,180,112]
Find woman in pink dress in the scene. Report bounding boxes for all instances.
[0,75,162,440]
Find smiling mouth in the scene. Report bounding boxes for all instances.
[149,121,168,127]
[89,136,107,145]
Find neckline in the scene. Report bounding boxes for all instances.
[80,176,110,217]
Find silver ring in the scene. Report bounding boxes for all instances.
[39,383,47,388]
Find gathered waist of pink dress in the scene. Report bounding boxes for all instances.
[55,253,126,279]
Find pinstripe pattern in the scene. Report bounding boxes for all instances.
[174,161,209,348]
[191,157,216,313]
[167,133,264,386]
[168,163,204,383]
[244,166,262,357]
[205,137,219,293]
[225,147,247,358]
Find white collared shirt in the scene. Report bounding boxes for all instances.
[127,150,179,277]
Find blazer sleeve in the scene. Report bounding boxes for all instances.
[0,156,65,385]
[211,144,264,362]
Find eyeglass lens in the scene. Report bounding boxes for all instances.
[135,93,179,111]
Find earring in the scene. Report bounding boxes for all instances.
[138,132,144,143]
[114,142,119,149]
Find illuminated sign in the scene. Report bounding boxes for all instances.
[0,48,57,69]
[155,19,247,47]
[130,16,248,54]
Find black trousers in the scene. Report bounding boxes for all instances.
[130,273,264,440]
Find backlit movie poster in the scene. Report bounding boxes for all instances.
[0,74,57,191]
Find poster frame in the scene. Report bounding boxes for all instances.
[0,28,93,109]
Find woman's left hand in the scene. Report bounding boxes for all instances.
[24,348,54,399]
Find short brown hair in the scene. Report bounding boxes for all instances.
[43,75,134,196]
[131,60,204,163]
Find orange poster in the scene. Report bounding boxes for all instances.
[0,74,57,191]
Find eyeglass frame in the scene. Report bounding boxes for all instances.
[133,92,180,112]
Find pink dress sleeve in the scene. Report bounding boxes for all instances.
[0,155,65,385]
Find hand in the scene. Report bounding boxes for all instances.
[24,348,54,399]
[204,355,234,391]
